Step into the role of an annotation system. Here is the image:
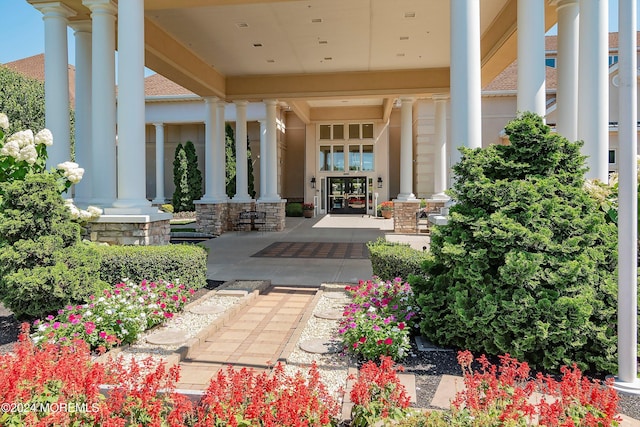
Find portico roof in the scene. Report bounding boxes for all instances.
[28,0,558,121]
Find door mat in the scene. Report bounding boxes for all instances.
[251,242,369,259]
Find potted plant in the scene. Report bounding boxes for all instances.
[302,202,314,218]
[379,201,393,219]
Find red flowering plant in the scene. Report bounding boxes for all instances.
[446,350,621,426]
[339,277,418,361]
[193,362,340,426]
[349,356,412,426]
[31,279,196,350]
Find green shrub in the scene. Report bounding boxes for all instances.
[172,143,192,212]
[0,173,106,318]
[97,244,208,289]
[161,203,174,213]
[367,238,432,281]
[286,202,303,217]
[411,112,618,373]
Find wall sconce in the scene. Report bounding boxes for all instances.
[377,176,383,188]
[310,176,316,189]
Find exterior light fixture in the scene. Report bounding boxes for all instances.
[377,177,383,188]
[310,176,316,188]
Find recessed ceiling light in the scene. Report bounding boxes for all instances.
[236,22,249,28]
[324,57,333,60]
[396,53,405,57]
[253,43,263,47]
[404,12,415,18]
[311,18,323,23]
[400,36,409,40]
[266,59,275,63]
[318,40,328,44]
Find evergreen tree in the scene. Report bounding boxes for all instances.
[184,140,203,202]
[172,144,192,212]
[225,124,236,198]
[411,112,618,373]
[247,135,256,199]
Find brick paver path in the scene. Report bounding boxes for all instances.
[176,286,316,390]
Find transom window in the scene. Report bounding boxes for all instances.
[320,144,373,172]
[319,123,374,140]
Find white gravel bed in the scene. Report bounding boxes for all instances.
[284,291,354,400]
[122,295,242,355]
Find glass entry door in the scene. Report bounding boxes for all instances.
[327,177,367,214]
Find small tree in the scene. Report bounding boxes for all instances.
[184,140,203,202]
[172,144,192,212]
[411,112,618,373]
[225,124,236,198]
[247,135,256,199]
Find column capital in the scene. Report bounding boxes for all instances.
[82,0,116,14]
[399,97,415,104]
[152,122,164,128]
[234,100,249,107]
[432,93,450,102]
[550,0,579,8]
[32,1,76,18]
[264,99,279,106]
[69,19,92,33]
[204,96,221,104]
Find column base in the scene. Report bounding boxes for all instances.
[103,206,160,215]
[612,377,640,395]
[392,199,421,233]
[396,193,417,201]
[258,195,282,203]
[86,213,172,245]
[195,202,229,236]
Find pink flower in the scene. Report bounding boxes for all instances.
[172,295,179,301]
[398,322,405,330]
[84,322,96,335]
[384,338,393,345]
[359,337,367,343]
[373,325,381,331]
[52,322,61,330]
[163,312,173,318]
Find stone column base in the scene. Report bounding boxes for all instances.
[86,213,172,245]
[393,200,422,233]
[195,201,230,236]
[227,201,256,231]
[257,200,286,232]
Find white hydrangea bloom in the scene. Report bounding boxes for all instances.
[87,205,102,217]
[34,128,53,147]
[0,139,20,158]
[17,145,38,165]
[7,129,34,148]
[0,113,9,131]
[57,161,84,184]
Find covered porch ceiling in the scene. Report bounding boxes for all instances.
[32,0,558,123]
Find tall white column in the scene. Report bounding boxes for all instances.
[517,0,546,116]
[232,101,251,201]
[259,120,267,199]
[202,97,224,202]
[450,0,482,168]
[71,20,92,205]
[614,0,640,393]
[151,123,165,204]
[83,0,116,207]
[113,0,151,210]
[260,99,280,201]
[33,2,74,169]
[398,97,416,200]
[555,0,580,141]
[433,95,449,198]
[578,0,609,182]
[215,101,228,200]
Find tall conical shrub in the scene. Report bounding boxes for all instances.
[172,144,192,212]
[411,112,618,372]
[184,140,203,202]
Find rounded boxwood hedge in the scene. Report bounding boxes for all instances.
[410,113,618,373]
[367,238,432,282]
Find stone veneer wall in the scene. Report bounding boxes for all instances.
[195,202,230,236]
[227,201,256,231]
[88,216,171,245]
[256,200,286,232]
[393,200,422,233]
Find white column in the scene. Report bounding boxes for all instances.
[614,0,640,393]
[433,95,449,198]
[260,99,280,201]
[450,0,482,168]
[578,0,609,182]
[33,2,75,169]
[517,0,546,116]
[232,101,251,201]
[397,97,416,200]
[70,20,92,205]
[83,0,116,207]
[151,123,165,204]
[555,0,580,141]
[112,0,151,210]
[201,97,221,201]
[259,120,267,199]
[216,101,228,200]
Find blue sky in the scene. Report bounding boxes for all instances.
[0,1,637,65]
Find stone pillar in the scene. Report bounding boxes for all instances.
[260,99,280,201]
[232,101,251,201]
[578,0,609,182]
[71,20,92,205]
[555,0,580,141]
[433,95,449,198]
[259,120,267,199]
[397,97,416,201]
[449,0,482,167]
[33,2,74,169]
[83,0,117,207]
[113,0,152,210]
[517,0,546,116]
[151,123,165,204]
[615,0,640,392]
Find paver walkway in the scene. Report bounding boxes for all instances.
[176,286,316,390]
